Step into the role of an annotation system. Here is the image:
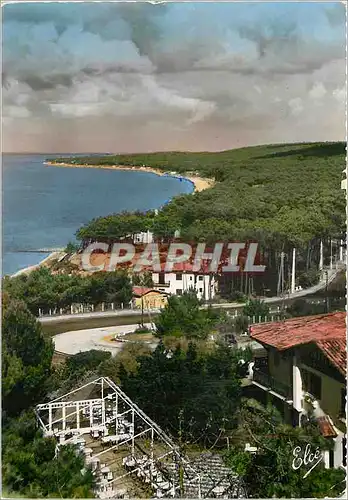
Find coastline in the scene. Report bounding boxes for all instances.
[11,162,214,278]
[44,161,215,193]
[11,251,66,278]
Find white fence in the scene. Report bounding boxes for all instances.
[38,302,132,317]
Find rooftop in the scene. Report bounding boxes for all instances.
[316,416,337,438]
[132,286,167,297]
[250,312,346,375]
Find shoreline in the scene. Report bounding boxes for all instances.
[11,162,214,278]
[11,251,66,278]
[44,161,215,193]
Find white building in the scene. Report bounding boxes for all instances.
[133,231,153,244]
[152,266,217,301]
[249,312,346,469]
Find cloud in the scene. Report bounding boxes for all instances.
[2,2,346,152]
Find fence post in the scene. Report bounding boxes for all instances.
[101,302,105,312]
[111,303,114,311]
[121,303,124,309]
[252,315,255,324]
[91,304,94,312]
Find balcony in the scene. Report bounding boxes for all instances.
[252,368,293,402]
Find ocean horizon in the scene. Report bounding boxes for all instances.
[2,154,193,276]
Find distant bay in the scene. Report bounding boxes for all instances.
[2,154,193,275]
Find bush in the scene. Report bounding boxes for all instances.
[134,325,152,334]
[66,350,111,376]
[242,299,270,318]
[65,241,80,254]
[235,315,249,334]
[287,299,327,318]
[297,268,321,288]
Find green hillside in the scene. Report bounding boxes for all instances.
[55,142,345,250]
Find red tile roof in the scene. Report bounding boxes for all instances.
[250,312,346,375]
[316,416,337,438]
[316,339,347,376]
[132,286,163,297]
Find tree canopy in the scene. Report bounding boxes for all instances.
[119,342,249,445]
[2,298,54,416]
[3,267,132,315]
[154,291,221,339]
[225,399,346,498]
[66,142,345,251]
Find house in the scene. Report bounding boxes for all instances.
[151,262,217,301]
[248,312,346,469]
[132,286,168,310]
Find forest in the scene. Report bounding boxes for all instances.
[2,291,345,498]
[54,142,345,297]
[2,267,132,316]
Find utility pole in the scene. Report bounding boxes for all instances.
[319,240,324,274]
[178,409,184,497]
[330,239,333,270]
[277,251,285,296]
[291,248,296,294]
[325,270,329,313]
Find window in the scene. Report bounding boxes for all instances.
[198,276,204,281]
[199,288,203,292]
[176,289,183,295]
[329,450,334,468]
[176,273,182,281]
[303,370,322,400]
[158,272,165,285]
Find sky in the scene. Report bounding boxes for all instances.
[2,1,346,153]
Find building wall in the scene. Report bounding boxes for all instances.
[152,272,216,300]
[134,292,168,309]
[300,363,345,420]
[268,348,292,388]
[256,346,346,469]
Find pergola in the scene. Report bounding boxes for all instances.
[35,377,204,498]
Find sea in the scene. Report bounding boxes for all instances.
[2,154,193,276]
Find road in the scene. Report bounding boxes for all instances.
[53,323,153,356]
[41,263,344,337]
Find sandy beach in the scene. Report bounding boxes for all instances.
[45,161,215,192]
[11,251,66,278]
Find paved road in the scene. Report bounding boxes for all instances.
[40,262,344,340]
[54,323,153,356]
[50,264,344,355]
[40,263,344,324]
